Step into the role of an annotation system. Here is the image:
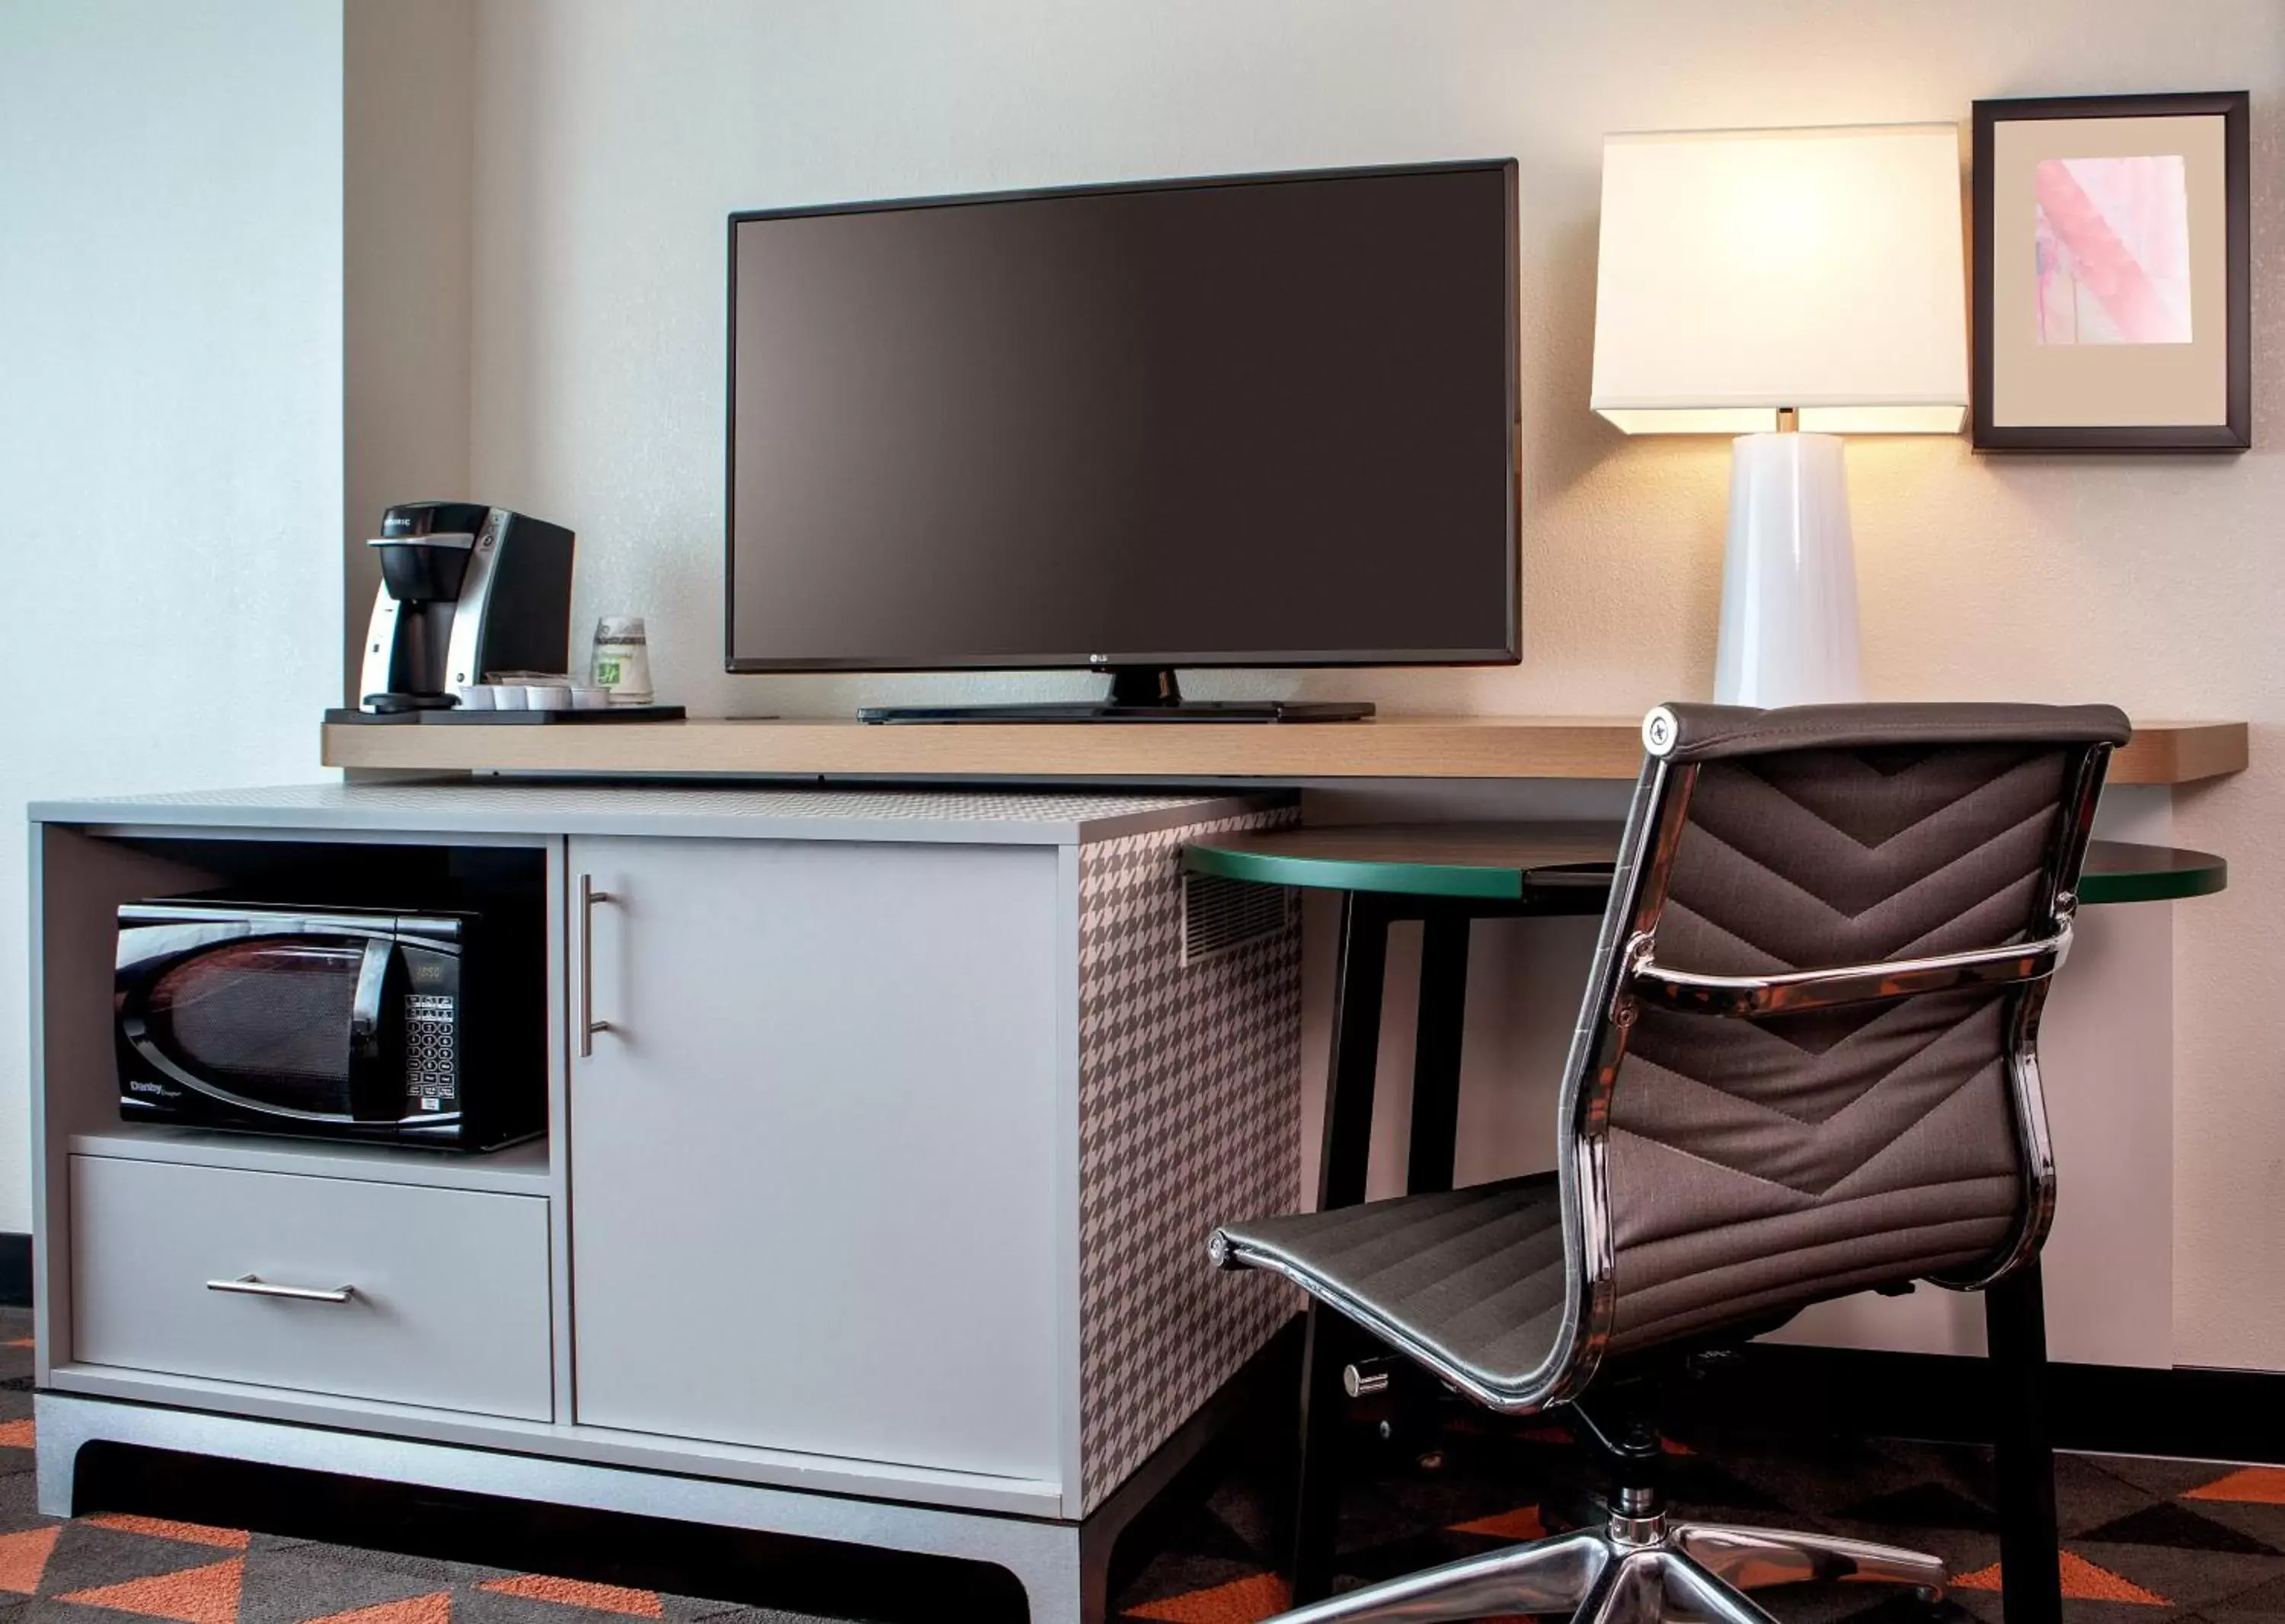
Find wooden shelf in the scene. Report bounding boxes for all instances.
[320,714,2247,786]
[70,1124,552,1195]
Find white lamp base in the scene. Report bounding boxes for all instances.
[1713,432,1864,708]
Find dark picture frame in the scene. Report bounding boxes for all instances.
[1972,91,2249,451]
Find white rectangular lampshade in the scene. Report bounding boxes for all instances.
[1590,123,1968,433]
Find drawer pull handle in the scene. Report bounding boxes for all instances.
[580,874,616,1057]
[206,1274,355,1304]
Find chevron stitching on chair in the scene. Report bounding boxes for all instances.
[1601,744,2069,1351]
[1631,993,2008,1125]
[1615,1021,2012,1192]
[1730,743,2063,849]
[1669,813,2053,959]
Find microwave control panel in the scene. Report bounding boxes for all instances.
[404,993,459,1111]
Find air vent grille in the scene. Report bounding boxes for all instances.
[1181,871,1294,967]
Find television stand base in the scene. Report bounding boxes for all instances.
[861,699,1373,724]
[859,667,1374,724]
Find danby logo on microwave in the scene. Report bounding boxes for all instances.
[126,1079,177,1098]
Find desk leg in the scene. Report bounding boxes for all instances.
[1290,893,1391,1604]
[1315,894,1389,1208]
[1406,913,1470,1197]
[1383,911,1472,1468]
[1987,1262,2061,1624]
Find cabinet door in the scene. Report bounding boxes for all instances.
[567,836,1065,1486]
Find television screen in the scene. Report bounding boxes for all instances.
[727,161,1517,673]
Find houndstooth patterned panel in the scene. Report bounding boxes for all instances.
[1079,805,1302,1512]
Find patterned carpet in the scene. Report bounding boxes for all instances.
[1109,1408,2285,1624]
[8,1310,2285,1624]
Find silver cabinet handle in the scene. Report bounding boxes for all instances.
[580,873,615,1057]
[206,1274,354,1304]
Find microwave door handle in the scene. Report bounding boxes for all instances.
[346,936,401,1122]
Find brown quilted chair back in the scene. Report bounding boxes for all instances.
[1596,702,2128,1355]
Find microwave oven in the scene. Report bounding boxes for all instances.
[114,899,543,1150]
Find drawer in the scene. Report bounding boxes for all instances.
[69,1156,553,1421]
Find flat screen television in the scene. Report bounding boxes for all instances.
[727,159,1519,721]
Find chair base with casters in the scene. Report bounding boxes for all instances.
[1272,1512,1945,1624]
[1262,1390,1947,1624]
[1216,1185,1952,1624]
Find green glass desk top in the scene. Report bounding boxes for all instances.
[1181,824,2224,906]
[2078,839,2228,903]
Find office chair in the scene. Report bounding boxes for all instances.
[1210,701,2130,1624]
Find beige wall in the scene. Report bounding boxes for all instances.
[446,2,2283,1364]
[344,0,475,701]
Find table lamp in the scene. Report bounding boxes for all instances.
[1590,124,1968,706]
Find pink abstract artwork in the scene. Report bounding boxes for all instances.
[2032,154,2192,344]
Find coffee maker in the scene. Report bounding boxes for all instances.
[358,503,575,714]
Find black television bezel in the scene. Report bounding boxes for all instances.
[723,158,1522,676]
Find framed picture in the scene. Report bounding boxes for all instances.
[1972,91,2249,450]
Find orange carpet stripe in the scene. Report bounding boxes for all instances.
[59,1555,244,1624]
[1127,1571,1292,1623]
[303,1593,454,1624]
[476,1574,663,1618]
[1953,1551,2169,1606]
[1451,1504,1548,1540]
[84,1514,251,1550]
[3,1338,31,1349]
[2188,1466,2285,1504]
[2054,1552,2172,1606]
[0,1525,59,1594]
[0,1418,34,1449]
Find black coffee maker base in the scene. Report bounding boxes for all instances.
[326,705,689,726]
[363,692,460,714]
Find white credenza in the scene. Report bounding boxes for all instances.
[28,784,1305,1624]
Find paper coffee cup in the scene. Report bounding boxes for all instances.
[591,616,654,706]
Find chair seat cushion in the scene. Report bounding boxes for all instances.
[1212,1173,1569,1400]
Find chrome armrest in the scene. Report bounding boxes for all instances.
[1625,922,2072,1018]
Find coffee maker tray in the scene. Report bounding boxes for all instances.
[326,705,688,726]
